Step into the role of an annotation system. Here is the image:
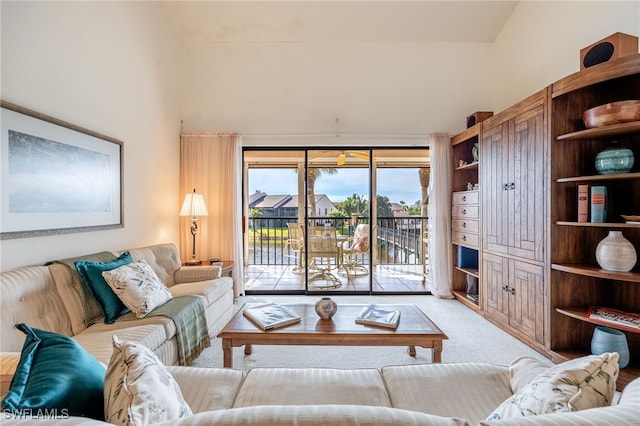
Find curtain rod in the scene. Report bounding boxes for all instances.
[241,133,438,139]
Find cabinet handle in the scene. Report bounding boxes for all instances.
[502,184,509,191]
[502,284,509,291]
[509,286,515,295]
[462,235,467,241]
[462,209,466,215]
[462,195,467,201]
[462,222,467,228]
[510,182,515,190]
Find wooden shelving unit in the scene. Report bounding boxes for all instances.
[450,123,482,309]
[549,54,640,390]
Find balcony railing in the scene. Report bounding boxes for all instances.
[247,216,427,266]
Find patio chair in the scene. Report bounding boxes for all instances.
[306,225,342,288]
[339,223,371,280]
[286,222,305,274]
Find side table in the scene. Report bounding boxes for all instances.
[220,261,233,278]
[211,260,234,278]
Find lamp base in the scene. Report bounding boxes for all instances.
[185,259,202,266]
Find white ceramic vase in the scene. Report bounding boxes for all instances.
[595,231,637,272]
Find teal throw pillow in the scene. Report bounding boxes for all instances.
[75,251,132,323]
[1,323,106,420]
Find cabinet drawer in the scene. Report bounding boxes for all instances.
[452,190,479,205]
[452,219,479,233]
[452,231,479,247]
[452,205,479,219]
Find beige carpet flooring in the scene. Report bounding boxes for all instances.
[193,294,552,371]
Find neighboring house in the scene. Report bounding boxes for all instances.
[390,203,420,230]
[249,193,336,227]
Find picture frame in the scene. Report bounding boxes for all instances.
[1,100,123,239]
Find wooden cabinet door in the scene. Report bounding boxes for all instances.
[482,121,510,255]
[509,259,545,345]
[482,104,545,262]
[509,105,545,262]
[482,251,509,323]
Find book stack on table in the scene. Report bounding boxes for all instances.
[243,303,301,330]
[355,305,401,329]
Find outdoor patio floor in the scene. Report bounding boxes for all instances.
[243,264,429,293]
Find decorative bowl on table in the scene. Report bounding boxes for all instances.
[583,100,640,128]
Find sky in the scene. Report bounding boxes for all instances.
[248,168,423,205]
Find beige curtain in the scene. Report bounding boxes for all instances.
[180,134,244,296]
[427,133,453,298]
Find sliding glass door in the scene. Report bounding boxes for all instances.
[243,147,429,295]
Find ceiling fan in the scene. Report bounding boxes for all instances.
[312,150,370,166]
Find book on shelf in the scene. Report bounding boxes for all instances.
[590,186,607,223]
[588,306,640,330]
[578,184,589,223]
[355,305,401,329]
[243,302,301,330]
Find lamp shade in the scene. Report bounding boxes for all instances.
[180,191,208,217]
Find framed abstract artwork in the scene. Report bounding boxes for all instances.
[1,101,123,239]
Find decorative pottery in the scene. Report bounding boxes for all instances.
[315,297,338,320]
[583,100,640,128]
[472,143,479,162]
[595,231,637,272]
[591,326,630,368]
[594,143,634,174]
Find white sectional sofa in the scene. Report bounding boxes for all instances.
[0,243,236,366]
[2,362,640,425]
[1,244,639,425]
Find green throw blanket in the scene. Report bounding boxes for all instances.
[117,296,210,366]
[48,254,210,366]
[47,252,118,326]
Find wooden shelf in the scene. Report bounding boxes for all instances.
[556,172,640,183]
[556,121,640,141]
[451,125,480,145]
[551,53,640,98]
[556,221,640,228]
[556,307,640,334]
[452,290,480,312]
[455,266,479,278]
[454,161,478,171]
[551,263,640,282]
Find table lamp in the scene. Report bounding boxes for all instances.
[180,188,208,265]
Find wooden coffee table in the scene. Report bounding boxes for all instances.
[217,303,448,368]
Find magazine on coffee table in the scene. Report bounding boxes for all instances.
[355,305,401,329]
[243,302,301,330]
[587,306,640,331]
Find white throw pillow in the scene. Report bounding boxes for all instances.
[487,352,619,420]
[102,260,172,318]
[104,336,192,425]
[508,356,552,394]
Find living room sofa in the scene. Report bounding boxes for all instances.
[1,361,639,425]
[0,243,236,367]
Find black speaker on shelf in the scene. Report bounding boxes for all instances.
[580,32,638,70]
[466,111,493,128]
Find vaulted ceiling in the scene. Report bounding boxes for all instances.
[164,1,519,45]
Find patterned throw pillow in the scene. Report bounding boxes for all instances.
[105,336,192,425]
[486,352,619,420]
[101,260,172,318]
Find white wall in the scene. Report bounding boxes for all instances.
[0,2,182,271]
[493,1,640,111]
[180,41,495,137]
